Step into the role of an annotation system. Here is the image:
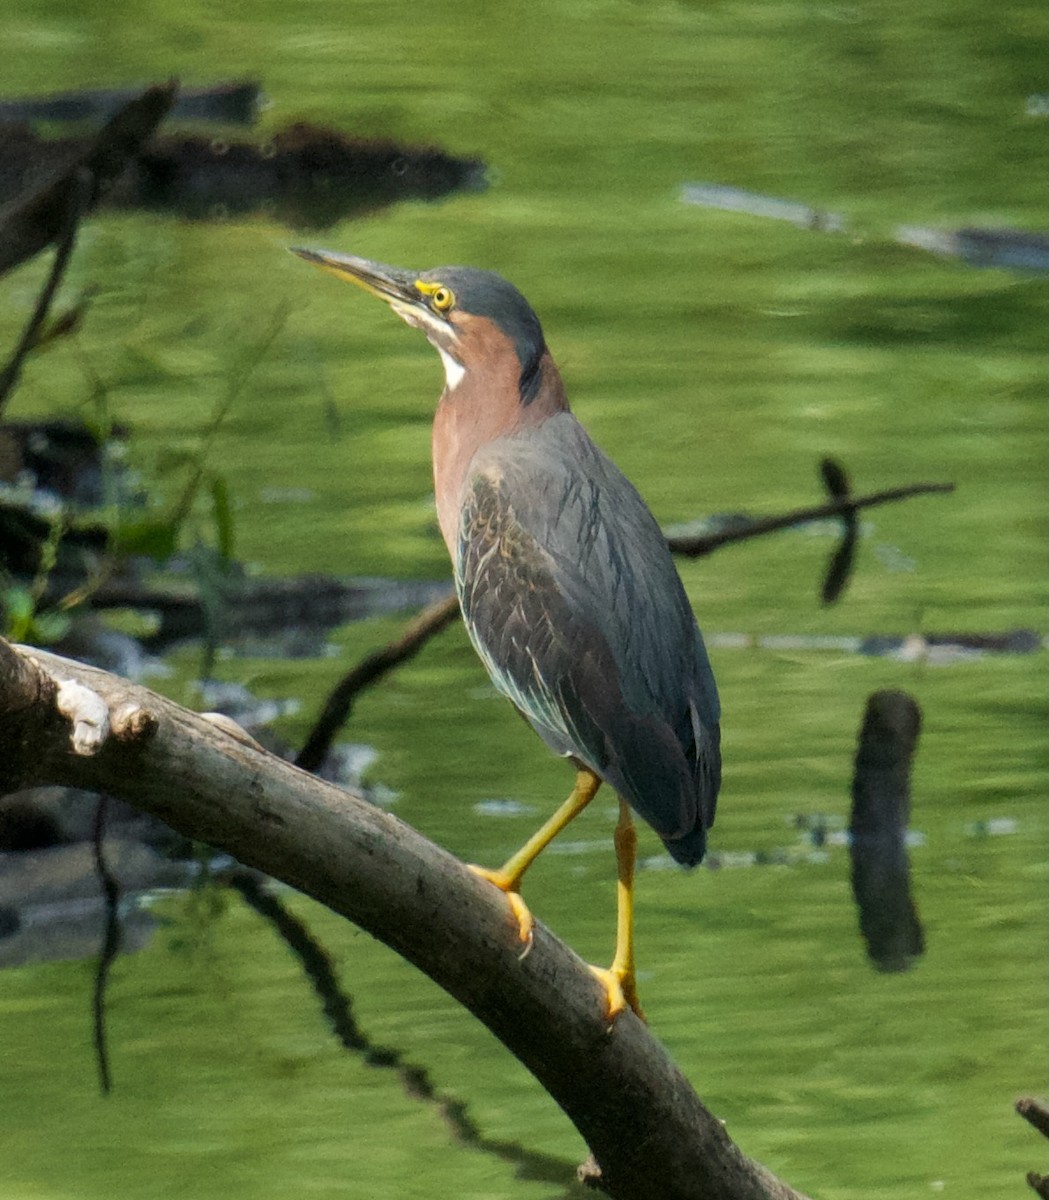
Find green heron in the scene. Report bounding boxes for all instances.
[293,248,721,1017]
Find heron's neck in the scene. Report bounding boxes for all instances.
[432,350,568,554]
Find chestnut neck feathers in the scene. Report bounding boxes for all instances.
[432,333,568,552]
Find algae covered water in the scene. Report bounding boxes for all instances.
[0,2,1045,1197]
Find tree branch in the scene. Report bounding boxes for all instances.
[295,591,459,771]
[666,481,954,557]
[0,637,810,1200]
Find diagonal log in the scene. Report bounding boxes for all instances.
[0,636,810,1200]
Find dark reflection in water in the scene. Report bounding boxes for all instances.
[849,690,925,973]
[229,870,585,1196]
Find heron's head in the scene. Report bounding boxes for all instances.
[292,248,547,401]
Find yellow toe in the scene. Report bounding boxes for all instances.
[468,864,535,947]
[588,964,646,1023]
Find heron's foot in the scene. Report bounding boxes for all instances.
[588,963,646,1023]
[468,865,534,950]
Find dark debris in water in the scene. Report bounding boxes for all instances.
[0,81,177,278]
[708,628,1043,660]
[111,122,488,229]
[0,77,487,281]
[895,225,1049,274]
[681,180,1049,274]
[859,629,1043,659]
[0,797,197,970]
[0,80,262,127]
[0,117,487,233]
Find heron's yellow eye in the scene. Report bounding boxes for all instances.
[413,279,456,313]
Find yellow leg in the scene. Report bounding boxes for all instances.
[589,800,645,1021]
[470,768,601,947]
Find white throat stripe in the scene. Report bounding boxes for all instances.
[438,347,466,390]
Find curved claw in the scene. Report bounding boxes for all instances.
[468,864,535,951]
[588,964,646,1024]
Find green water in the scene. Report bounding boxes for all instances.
[1,2,1046,1197]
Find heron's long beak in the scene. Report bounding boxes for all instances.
[290,247,420,306]
[291,247,459,353]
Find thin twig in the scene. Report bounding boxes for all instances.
[0,169,91,416]
[667,481,955,557]
[168,300,292,528]
[226,868,368,1051]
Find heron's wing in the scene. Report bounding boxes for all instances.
[455,466,615,765]
[466,416,718,726]
[455,414,720,843]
